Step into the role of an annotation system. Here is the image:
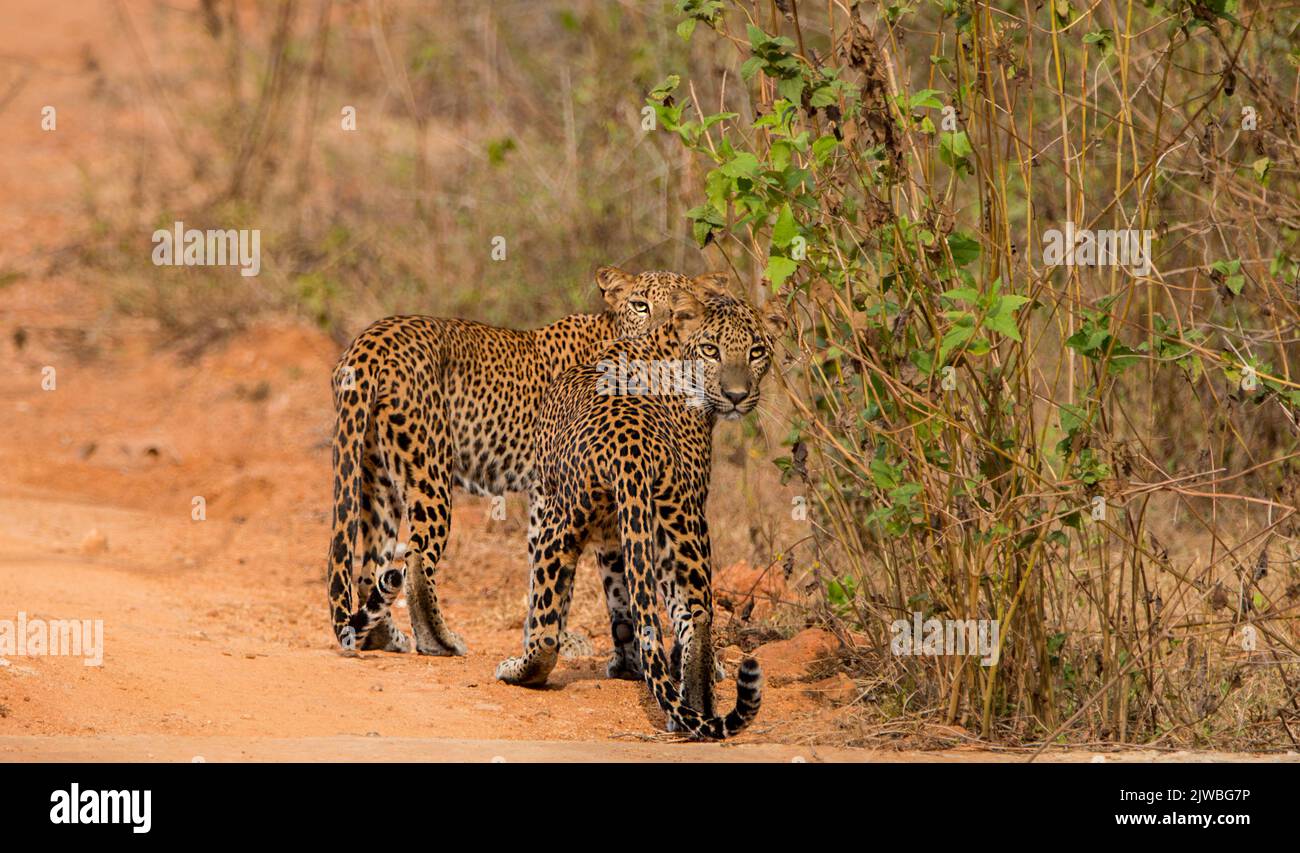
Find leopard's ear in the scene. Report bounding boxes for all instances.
[690,271,731,297]
[760,299,788,338]
[596,266,637,306]
[670,289,706,340]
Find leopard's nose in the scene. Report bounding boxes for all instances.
[722,386,748,405]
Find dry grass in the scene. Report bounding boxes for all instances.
[653,0,1300,750]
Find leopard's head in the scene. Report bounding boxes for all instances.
[670,290,787,420]
[597,266,729,339]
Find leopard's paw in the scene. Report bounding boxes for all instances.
[337,626,360,658]
[416,632,466,657]
[604,653,643,680]
[495,651,556,686]
[558,631,592,659]
[364,619,411,653]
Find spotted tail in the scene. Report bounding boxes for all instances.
[326,358,402,651]
[614,473,762,739]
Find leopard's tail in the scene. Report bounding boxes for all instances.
[615,473,762,739]
[326,355,402,651]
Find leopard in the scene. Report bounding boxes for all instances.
[494,285,786,739]
[325,267,729,658]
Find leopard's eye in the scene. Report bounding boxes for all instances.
[750,345,767,361]
[699,343,720,360]
[630,300,650,314]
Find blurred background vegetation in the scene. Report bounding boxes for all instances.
[74,0,722,339]
[47,0,1300,750]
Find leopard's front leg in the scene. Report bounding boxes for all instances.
[495,494,580,686]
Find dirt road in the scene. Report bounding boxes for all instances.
[0,289,856,757]
[0,0,854,761]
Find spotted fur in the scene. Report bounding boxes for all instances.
[326,268,726,656]
[495,288,786,739]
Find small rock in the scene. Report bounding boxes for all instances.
[80,529,108,555]
[806,672,857,705]
[752,628,838,682]
[370,683,383,692]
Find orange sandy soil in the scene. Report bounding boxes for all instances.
[0,0,1293,763]
[0,275,855,760]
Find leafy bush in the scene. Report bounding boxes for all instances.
[652,0,1300,747]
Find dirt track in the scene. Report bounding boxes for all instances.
[0,0,857,761]
[0,292,857,758]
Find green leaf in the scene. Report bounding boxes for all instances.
[811,135,839,165]
[869,458,901,490]
[765,255,797,287]
[909,88,944,109]
[777,76,805,104]
[941,130,973,158]
[1252,156,1271,184]
[648,75,680,102]
[890,482,923,503]
[1082,28,1114,55]
[685,204,725,247]
[939,323,974,364]
[1065,325,1109,355]
[1059,403,1089,436]
[771,203,798,248]
[939,131,974,173]
[947,232,981,266]
[676,18,697,40]
[982,294,1028,341]
[810,85,838,108]
[941,286,980,304]
[720,152,761,178]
